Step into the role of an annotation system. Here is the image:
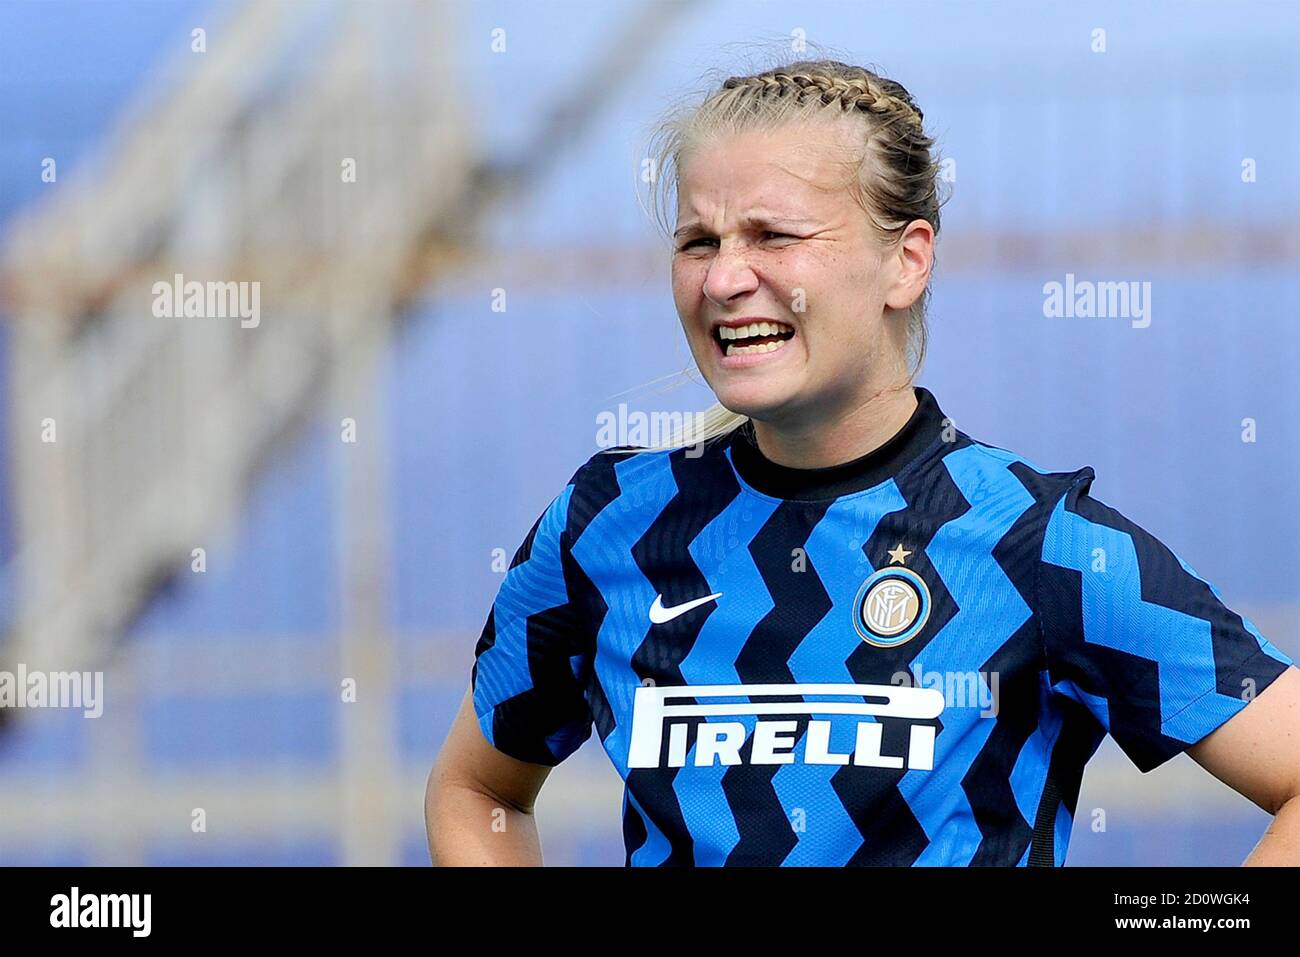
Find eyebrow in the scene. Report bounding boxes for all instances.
[673,213,816,239]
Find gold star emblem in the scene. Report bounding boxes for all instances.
[887,543,912,565]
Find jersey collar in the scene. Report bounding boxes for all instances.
[725,386,947,500]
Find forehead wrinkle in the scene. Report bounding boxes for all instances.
[675,173,841,239]
[673,211,819,238]
[674,135,858,239]
[675,184,827,237]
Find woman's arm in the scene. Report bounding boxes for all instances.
[1240,796,1300,866]
[425,687,554,866]
[1186,665,1300,865]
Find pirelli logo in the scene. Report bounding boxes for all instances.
[627,682,945,770]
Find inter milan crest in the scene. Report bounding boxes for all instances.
[853,548,931,647]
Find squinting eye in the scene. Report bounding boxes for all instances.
[678,232,793,251]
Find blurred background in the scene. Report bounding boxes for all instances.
[0,0,1296,866]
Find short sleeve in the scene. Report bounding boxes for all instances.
[470,479,594,766]
[1037,468,1294,773]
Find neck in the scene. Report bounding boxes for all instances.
[749,382,920,469]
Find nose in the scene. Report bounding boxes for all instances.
[702,241,760,307]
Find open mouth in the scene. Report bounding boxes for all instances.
[713,320,796,357]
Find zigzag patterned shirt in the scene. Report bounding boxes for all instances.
[471,386,1294,865]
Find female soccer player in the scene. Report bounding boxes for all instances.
[426,60,1300,866]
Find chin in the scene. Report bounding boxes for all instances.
[710,379,799,420]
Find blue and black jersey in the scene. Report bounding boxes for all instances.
[470,386,1294,866]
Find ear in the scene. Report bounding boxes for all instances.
[883,219,934,312]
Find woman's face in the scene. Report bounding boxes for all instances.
[671,120,919,428]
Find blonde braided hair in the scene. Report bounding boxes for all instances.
[722,69,927,131]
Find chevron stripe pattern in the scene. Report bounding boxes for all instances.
[471,389,1294,865]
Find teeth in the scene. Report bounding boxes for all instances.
[718,321,792,341]
[724,340,785,356]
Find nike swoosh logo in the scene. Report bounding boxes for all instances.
[648,592,723,624]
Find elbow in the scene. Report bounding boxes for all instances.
[1270,787,1300,818]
